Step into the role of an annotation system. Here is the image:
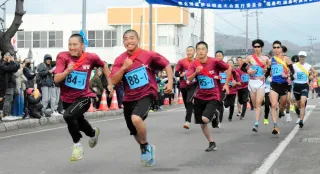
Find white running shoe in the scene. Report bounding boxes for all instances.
[296,118,301,124]
[285,113,292,123]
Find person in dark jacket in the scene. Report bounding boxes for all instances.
[37,54,54,115]
[0,52,20,118]
[25,88,43,119]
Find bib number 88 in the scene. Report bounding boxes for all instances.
[127,74,140,85]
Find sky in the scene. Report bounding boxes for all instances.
[2,0,320,46]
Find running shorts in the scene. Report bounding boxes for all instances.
[270,82,288,96]
[248,79,265,92]
[194,98,219,124]
[123,95,152,135]
[293,83,309,101]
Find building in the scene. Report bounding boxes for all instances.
[6,4,215,66]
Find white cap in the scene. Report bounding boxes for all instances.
[298,51,307,57]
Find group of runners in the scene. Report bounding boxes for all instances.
[52,29,316,167]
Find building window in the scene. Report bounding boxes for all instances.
[17,31,32,48]
[49,31,63,48]
[157,25,175,46]
[87,30,103,47]
[16,31,63,48]
[104,30,117,47]
[115,25,131,46]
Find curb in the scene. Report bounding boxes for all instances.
[0,109,124,133]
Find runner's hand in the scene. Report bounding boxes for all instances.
[281,72,287,78]
[180,72,186,77]
[122,59,133,70]
[247,68,256,75]
[223,84,230,94]
[66,62,74,73]
[164,84,172,94]
[107,85,114,98]
[232,80,237,86]
[196,66,203,74]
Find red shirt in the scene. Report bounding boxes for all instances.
[54,52,105,103]
[110,49,169,102]
[175,58,195,88]
[235,67,249,89]
[186,57,229,101]
[220,70,240,95]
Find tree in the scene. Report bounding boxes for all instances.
[0,0,25,57]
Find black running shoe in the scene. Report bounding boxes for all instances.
[299,120,304,128]
[295,107,300,116]
[205,142,217,152]
[279,111,285,118]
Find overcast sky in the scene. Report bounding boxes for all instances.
[2,0,320,46]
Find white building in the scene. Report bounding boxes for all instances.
[6,5,215,67]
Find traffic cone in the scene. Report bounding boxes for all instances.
[164,98,169,105]
[88,103,95,112]
[178,93,184,104]
[110,92,119,110]
[98,90,110,111]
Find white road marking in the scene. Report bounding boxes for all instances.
[0,107,184,140]
[252,105,316,174]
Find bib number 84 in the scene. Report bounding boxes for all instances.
[66,74,77,85]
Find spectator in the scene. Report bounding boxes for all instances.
[90,68,104,109]
[101,74,112,108]
[116,81,124,109]
[12,58,27,116]
[37,54,54,116]
[0,52,20,119]
[23,58,36,117]
[25,88,43,119]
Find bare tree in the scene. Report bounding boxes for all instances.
[0,0,25,57]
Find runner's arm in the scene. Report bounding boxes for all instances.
[54,54,72,83]
[285,57,295,80]
[240,56,250,72]
[110,57,127,85]
[310,66,318,77]
[164,65,173,93]
[265,59,271,78]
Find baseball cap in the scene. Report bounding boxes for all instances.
[298,51,307,57]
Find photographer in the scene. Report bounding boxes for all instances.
[0,52,20,119]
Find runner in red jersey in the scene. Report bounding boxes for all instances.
[175,46,196,129]
[235,57,249,120]
[54,34,114,161]
[224,60,241,122]
[186,41,232,152]
[110,29,173,167]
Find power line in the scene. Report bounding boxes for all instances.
[211,10,245,34]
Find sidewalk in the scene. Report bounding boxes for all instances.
[0,104,180,133]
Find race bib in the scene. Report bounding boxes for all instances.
[220,73,227,84]
[184,70,195,82]
[271,64,283,76]
[65,70,87,90]
[125,66,149,89]
[198,75,214,89]
[296,72,308,82]
[251,66,264,77]
[241,74,249,82]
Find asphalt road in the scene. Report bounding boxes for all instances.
[0,101,318,174]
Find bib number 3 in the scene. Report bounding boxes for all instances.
[125,66,149,89]
[65,71,87,90]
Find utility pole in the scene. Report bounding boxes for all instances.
[308,36,316,63]
[139,15,142,47]
[253,9,262,39]
[82,0,86,50]
[149,4,152,51]
[200,9,204,41]
[245,10,248,55]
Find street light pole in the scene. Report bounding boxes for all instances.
[82,0,86,50]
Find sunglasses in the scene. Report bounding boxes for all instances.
[253,46,261,48]
[273,46,281,49]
